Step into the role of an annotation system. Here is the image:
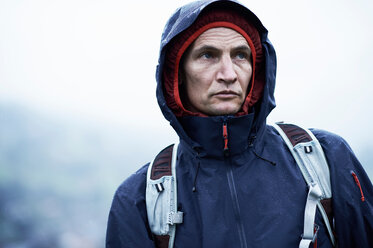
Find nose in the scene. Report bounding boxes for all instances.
[216,55,237,84]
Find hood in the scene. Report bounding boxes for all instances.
[155,0,277,153]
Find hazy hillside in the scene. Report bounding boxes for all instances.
[0,103,371,248]
[0,103,159,248]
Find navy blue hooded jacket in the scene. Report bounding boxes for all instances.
[106,1,373,247]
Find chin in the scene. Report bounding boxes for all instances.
[208,106,240,116]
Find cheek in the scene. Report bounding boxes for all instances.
[186,70,212,93]
[184,72,202,102]
[240,66,253,94]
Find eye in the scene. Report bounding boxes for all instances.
[200,52,213,59]
[235,52,248,60]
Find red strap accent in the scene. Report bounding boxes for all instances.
[151,144,174,180]
[314,225,318,248]
[154,235,170,248]
[276,123,312,147]
[320,198,333,229]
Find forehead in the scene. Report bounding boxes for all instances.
[191,27,249,50]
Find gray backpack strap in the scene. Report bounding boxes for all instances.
[146,142,183,248]
[273,122,336,247]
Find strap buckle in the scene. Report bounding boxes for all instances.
[167,211,184,225]
[300,224,319,246]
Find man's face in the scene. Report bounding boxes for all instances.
[181,27,253,116]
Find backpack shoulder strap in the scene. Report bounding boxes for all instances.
[273,122,336,247]
[146,142,183,248]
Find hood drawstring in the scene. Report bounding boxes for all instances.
[249,135,276,166]
[192,160,200,192]
[192,151,201,192]
[253,150,276,166]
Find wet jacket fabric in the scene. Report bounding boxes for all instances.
[106,1,373,247]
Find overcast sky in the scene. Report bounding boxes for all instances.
[0,0,372,156]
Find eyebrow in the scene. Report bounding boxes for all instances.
[192,45,220,55]
[192,44,251,55]
[232,45,251,53]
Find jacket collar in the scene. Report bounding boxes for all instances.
[178,112,255,159]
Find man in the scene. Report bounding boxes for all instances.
[106,0,373,247]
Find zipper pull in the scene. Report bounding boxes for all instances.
[351,171,365,202]
[223,122,229,157]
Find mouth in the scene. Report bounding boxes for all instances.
[213,90,239,98]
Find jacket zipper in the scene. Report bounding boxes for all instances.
[223,121,248,248]
[223,122,229,156]
[351,171,365,202]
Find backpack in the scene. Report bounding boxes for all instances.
[145,123,336,248]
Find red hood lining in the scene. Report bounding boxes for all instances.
[163,8,264,117]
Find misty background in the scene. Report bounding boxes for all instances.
[0,0,372,247]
